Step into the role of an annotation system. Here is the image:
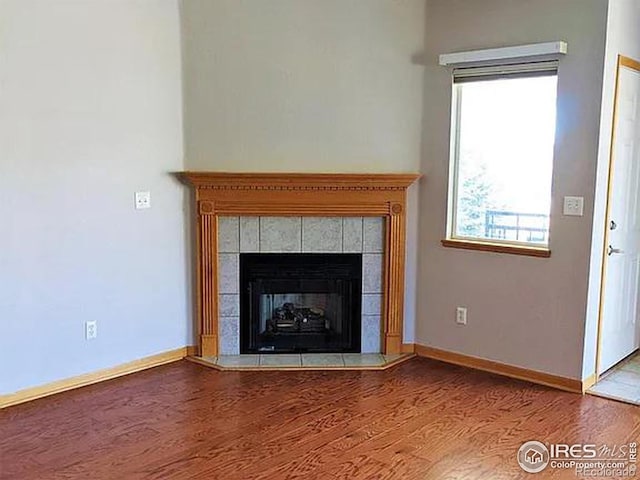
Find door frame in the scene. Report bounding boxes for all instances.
[595,55,640,378]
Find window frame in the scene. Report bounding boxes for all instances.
[444,61,558,257]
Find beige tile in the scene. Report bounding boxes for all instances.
[260,354,302,367]
[620,359,640,374]
[219,316,239,355]
[362,294,382,316]
[589,378,640,404]
[363,254,383,293]
[361,315,381,354]
[302,217,342,252]
[605,369,640,387]
[240,217,259,252]
[383,354,404,364]
[218,253,239,294]
[217,355,259,367]
[363,217,384,253]
[218,216,239,253]
[343,217,363,252]
[302,354,344,367]
[219,294,239,317]
[260,217,301,252]
[343,353,385,366]
[200,356,218,365]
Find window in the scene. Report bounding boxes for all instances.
[447,62,558,250]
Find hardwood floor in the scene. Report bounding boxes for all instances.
[1,357,638,479]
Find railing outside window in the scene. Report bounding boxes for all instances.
[484,210,549,244]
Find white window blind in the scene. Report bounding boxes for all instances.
[453,61,558,83]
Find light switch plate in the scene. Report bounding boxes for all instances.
[456,306,467,325]
[85,320,97,340]
[563,196,584,216]
[135,191,151,210]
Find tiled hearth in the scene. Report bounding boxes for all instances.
[217,216,384,355]
[189,352,414,371]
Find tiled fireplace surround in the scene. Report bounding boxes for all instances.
[216,216,385,354]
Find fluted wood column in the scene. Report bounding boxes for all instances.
[383,201,407,354]
[198,201,218,357]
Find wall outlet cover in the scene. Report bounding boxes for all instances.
[563,196,584,216]
[135,191,151,210]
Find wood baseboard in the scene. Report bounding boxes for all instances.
[414,344,582,393]
[186,345,199,357]
[401,343,415,353]
[0,347,188,409]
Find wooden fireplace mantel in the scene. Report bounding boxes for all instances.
[180,172,421,357]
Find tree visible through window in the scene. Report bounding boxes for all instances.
[449,67,558,247]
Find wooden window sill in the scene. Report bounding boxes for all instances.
[441,239,551,258]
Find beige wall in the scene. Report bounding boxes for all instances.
[181,0,424,173]
[584,0,640,378]
[417,0,608,379]
[181,0,425,343]
[0,0,188,394]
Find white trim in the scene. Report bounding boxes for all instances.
[439,41,567,67]
[446,83,463,238]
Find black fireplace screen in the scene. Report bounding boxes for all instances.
[240,253,362,353]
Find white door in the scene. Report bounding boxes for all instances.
[600,58,640,374]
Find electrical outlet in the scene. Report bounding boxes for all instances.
[135,191,151,210]
[85,321,97,340]
[456,307,467,325]
[563,196,584,216]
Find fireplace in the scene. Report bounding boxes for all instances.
[179,172,420,357]
[240,253,362,353]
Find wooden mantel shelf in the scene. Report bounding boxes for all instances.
[180,172,420,190]
[180,171,421,357]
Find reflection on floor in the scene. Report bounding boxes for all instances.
[588,352,640,405]
[188,352,414,371]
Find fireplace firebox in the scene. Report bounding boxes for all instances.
[240,253,362,354]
